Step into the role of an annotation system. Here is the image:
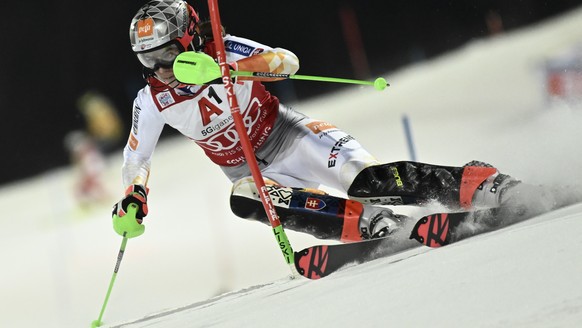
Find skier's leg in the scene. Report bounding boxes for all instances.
[229,177,406,241]
[347,160,520,209]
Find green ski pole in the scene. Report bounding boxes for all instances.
[91,234,128,328]
[173,51,389,90]
[92,202,143,327]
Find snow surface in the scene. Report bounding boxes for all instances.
[2,7,582,328]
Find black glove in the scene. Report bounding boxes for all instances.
[112,184,149,223]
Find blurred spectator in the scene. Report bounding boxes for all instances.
[77,91,123,152]
[486,10,504,36]
[64,91,123,207]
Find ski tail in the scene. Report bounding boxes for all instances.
[409,213,450,247]
[294,246,330,280]
[294,238,391,279]
[409,207,526,247]
[409,211,471,247]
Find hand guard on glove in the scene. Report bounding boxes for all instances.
[112,184,149,238]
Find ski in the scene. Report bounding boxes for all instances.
[409,184,582,248]
[408,203,557,248]
[294,208,498,279]
[295,185,582,279]
[409,208,503,247]
[294,237,393,279]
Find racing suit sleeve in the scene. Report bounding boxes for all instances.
[223,35,299,81]
[121,94,165,188]
[232,47,299,75]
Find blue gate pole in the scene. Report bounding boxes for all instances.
[402,114,417,161]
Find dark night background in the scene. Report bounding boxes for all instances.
[1,0,581,186]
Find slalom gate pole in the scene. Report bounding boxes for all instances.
[402,114,417,161]
[207,0,296,272]
[91,234,128,328]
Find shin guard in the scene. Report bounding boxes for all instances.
[230,179,364,242]
[347,161,498,208]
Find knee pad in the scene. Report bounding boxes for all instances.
[230,177,273,220]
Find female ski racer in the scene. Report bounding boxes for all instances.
[113,0,519,241]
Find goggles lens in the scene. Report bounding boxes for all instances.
[136,43,181,70]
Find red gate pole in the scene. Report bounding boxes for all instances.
[207,0,295,270]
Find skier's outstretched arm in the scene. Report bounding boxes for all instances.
[112,96,165,238]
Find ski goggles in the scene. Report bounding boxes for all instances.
[136,43,181,70]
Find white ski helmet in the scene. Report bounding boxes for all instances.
[129,0,201,68]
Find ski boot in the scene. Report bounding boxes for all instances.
[359,205,408,239]
[464,160,521,209]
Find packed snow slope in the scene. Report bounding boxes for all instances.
[113,204,582,328]
[1,6,582,328]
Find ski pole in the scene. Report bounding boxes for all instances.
[92,203,142,327]
[173,51,389,91]
[91,234,128,328]
[233,71,389,91]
